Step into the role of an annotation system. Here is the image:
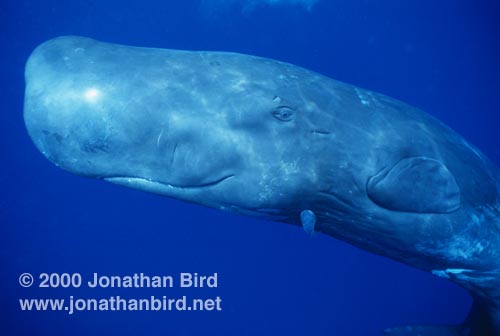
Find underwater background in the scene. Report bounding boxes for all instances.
[1,0,499,335]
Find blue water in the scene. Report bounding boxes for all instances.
[1,1,499,335]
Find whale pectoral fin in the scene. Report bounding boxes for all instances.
[367,156,461,213]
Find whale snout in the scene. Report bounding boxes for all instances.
[23,37,122,177]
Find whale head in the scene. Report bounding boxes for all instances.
[24,36,337,223]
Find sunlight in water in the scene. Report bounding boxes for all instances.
[83,87,101,103]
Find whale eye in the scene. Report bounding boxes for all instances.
[272,106,294,122]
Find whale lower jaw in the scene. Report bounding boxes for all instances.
[104,175,234,197]
[105,176,289,221]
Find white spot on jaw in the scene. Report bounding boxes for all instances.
[432,270,450,278]
[432,268,473,280]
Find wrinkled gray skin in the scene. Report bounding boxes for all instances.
[24,36,500,335]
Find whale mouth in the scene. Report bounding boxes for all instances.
[104,175,235,190]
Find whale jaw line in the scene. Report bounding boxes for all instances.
[104,175,235,191]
